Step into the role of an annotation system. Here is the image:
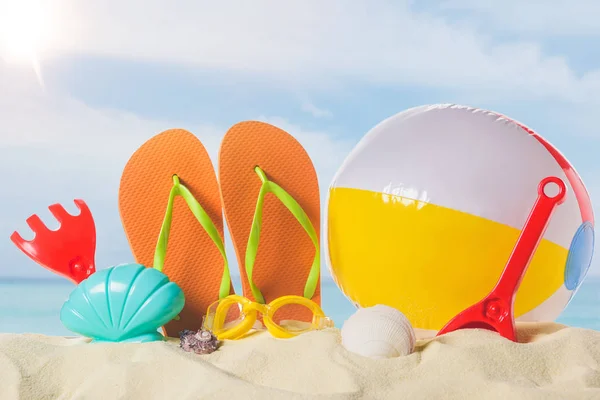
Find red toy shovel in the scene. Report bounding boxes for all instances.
[436,176,567,342]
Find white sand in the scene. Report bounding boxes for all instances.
[1,323,599,399]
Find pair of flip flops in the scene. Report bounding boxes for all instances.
[118,121,321,337]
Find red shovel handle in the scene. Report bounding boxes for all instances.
[492,177,566,300]
[436,177,566,341]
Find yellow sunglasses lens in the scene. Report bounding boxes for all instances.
[203,299,244,334]
[269,303,330,334]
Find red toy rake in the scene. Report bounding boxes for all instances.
[436,176,567,342]
[10,199,97,285]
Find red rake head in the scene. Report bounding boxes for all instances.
[10,199,97,285]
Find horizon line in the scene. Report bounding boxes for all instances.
[1,275,598,285]
[0,275,337,284]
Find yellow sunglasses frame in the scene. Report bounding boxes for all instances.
[204,294,332,340]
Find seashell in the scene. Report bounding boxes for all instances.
[179,329,220,354]
[341,304,416,358]
[60,263,185,343]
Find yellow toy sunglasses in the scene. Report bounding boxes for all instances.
[202,294,334,340]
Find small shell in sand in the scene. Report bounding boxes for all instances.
[179,329,220,355]
[341,305,416,358]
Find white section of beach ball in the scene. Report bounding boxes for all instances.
[330,104,582,249]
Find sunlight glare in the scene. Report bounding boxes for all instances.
[0,0,54,85]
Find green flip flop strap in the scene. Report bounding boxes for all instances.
[245,166,320,304]
[153,175,231,300]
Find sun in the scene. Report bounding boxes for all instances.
[0,0,54,83]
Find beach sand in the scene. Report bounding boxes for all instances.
[1,323,599,399]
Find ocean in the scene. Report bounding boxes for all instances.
[1,276,598,336]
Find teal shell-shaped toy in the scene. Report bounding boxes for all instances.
[60,263,185,343]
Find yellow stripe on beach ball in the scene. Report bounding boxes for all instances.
[327,187,569,331]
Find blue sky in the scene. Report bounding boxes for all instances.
[0,0,599,279]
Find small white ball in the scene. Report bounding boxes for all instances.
[341,304,416,359]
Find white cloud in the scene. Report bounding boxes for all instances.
[301,101,333,119]
[13,0,593,105]
[438,0,600,36]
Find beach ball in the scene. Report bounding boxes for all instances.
[326,104,594,338]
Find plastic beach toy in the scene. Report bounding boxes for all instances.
[11,199,96,284]
[11,199,184,343]
[202,294,333,340]
[327,104,595,338]
[437,177,566,341]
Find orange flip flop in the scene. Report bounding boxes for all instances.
[119,129,234,337]
[218,121,321,323]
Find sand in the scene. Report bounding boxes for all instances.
[1,323,599,400]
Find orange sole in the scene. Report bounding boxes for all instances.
[119,129,233,337]
[218,121,321,323]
